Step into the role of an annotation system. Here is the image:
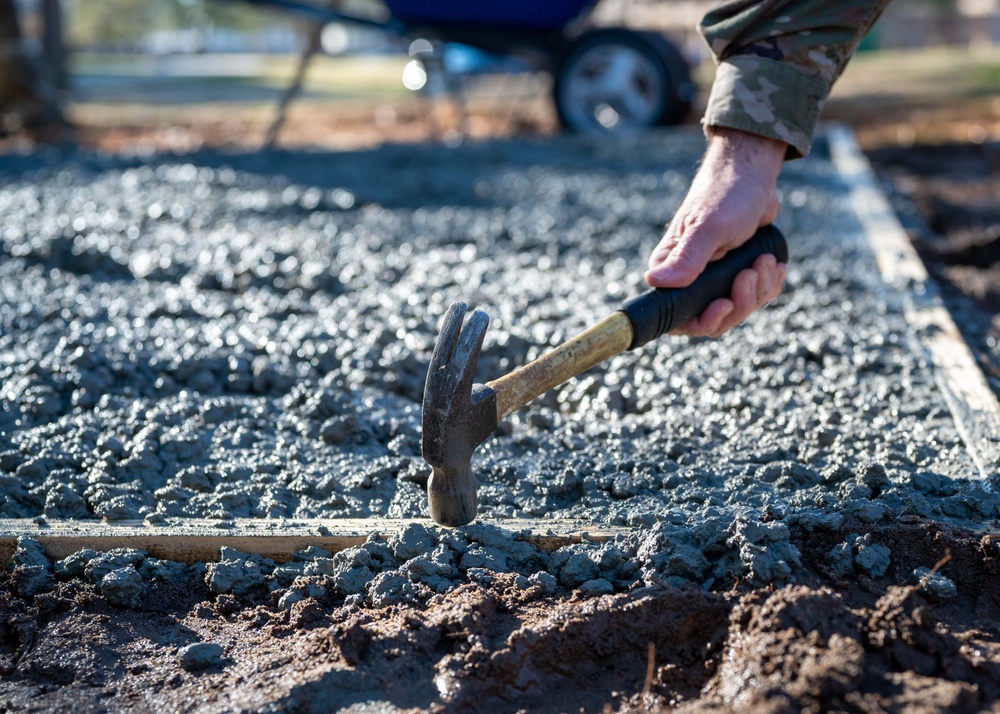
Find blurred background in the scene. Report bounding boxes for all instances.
[1,0,999,152]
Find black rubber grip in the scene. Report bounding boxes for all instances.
[621,225,787,350]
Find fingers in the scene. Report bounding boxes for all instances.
[645,229,723,289]
[712,268,758,337]
[645,127,787,337]
[670,297,734,337]
[757,255,787,303]
[671,254,787,338]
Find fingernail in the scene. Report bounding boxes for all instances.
[646,267,678,284]
[747,273,758,296]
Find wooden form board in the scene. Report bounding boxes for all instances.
[827,125,1000,482]
[0,518,625,564]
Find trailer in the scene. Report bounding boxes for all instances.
[240,0,695,133]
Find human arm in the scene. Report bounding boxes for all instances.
[646,0,894,336]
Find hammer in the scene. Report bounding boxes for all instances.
[421,225,787,526]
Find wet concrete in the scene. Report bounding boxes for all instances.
[2,128,999,711]
[1,131,994,595]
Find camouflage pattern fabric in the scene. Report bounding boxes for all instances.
[700,0,893,158]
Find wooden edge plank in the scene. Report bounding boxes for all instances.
[827,124,1000,483]
[0,518,625,564]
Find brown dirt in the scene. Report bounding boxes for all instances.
[3,522,1000,713]
[0,94,563,155]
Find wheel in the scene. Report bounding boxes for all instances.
[553,28,694,133]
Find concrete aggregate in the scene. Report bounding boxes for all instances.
[913,566,957,601]
[179,642,225,672]
[0,130,990,592]
[101,566,143,608]
[851,533,892,577]
[84,547,145,585]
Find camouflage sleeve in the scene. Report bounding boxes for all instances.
[699,0,893,158]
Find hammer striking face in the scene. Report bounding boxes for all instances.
[421,302,499,527]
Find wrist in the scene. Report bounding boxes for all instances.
[704,126,786,185]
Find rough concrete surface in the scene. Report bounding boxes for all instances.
[2,128,999,712]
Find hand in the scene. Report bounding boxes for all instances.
[645,127,788,337]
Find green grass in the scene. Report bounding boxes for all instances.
[71,52,412,102]
[832,45,1000,102]
[970,63,1000,88]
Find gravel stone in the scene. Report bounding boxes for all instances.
[465,568,495,587]
[913,567,958,601]
[389,524,438,561]
[401,553,455,593]
[361,540,397,569]
[366,571,419,607]
[101,567,144,608]
[142,558,195,584]
[556,551,600,588]
[460,545,508,572]
[578,578,615,596]
[795,510,845,532]
[278,590,304,610]
[528,571,558,594]
[179,642,225,671]
[332,566,375,596]
[294,545,333,561]
[662,545,709,581]
[54,548,100,579]
[15,566,55,597]
[205,549,270,595]
[13,537,50,569]
[331,546,371,571]
[828,542,854,577]
[85,549,146,585]
[852,535,891,577]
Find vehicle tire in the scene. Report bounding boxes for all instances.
[553,28,694,133]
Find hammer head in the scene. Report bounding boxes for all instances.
[421,302,498,527]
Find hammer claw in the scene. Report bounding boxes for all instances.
[426,302,467,379]
[424,303,489,414]
[421,302,499,526]
[445,308,489,390]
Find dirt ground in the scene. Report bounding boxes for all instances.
[3,90,1000,712]
[3,521,1000,713]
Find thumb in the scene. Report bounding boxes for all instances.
[644,230,719,288]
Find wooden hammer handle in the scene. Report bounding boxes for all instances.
[485,226,787,421]
[487,312,633,420]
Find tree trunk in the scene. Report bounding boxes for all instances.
[0,0,29,108]
[42,0,67,92]
[0,0,68,138]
